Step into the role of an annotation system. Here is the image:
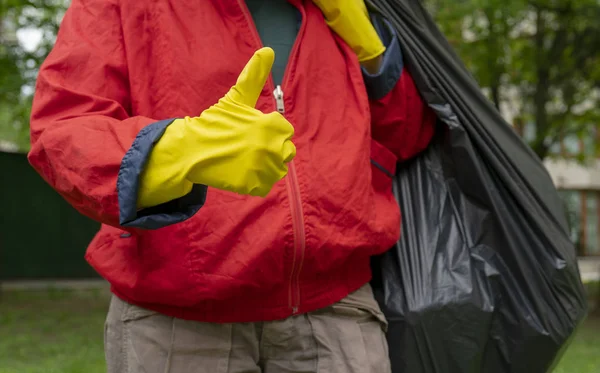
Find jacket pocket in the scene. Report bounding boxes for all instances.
[370,138,397,193]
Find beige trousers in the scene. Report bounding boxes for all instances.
[104,284,391,373]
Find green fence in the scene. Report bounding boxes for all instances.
[0,151,100,279]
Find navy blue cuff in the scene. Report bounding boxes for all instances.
[117,119,208,230]
[362,14,404,101]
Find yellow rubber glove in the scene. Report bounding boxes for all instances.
[312,0,386,63]
[138,48,296,208]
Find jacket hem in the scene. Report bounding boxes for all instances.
[110,257,373,323]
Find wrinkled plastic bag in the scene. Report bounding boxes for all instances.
[367,0,589,372]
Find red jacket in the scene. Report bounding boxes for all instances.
[28,0,435,322]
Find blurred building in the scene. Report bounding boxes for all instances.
[514,120,599,257]
[496,81,600,258]
[546,149,600,258]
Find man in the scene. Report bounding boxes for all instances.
[28,0,436,372]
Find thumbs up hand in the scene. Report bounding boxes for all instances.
[186,47,296,197]
[138,48,296,208]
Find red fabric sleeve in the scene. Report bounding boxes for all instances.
[28,0,156,227]
[369,67,436,163]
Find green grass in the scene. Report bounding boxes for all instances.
[0,289,598,373]
[553,317,600,373]
[0,289,109,373]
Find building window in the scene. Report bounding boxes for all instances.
[560,190,584,254]
[585,192,599,255]
[561,134,582,156]
[560,190,600,256]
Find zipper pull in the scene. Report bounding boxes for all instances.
[273,85,285,114]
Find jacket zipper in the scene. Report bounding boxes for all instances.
[238,0,307,315]
[274,86,305,314]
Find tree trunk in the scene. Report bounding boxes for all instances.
[483,6,503,110]
[531,7,551,161]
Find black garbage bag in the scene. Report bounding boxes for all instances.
[367,1,589,372]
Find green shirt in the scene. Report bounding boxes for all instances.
[245,0,299,85]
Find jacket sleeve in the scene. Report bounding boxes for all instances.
[28,0,207,230]
[363,13,436,162]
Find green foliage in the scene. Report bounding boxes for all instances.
[429,0,600,161]
[0,0,66,151]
